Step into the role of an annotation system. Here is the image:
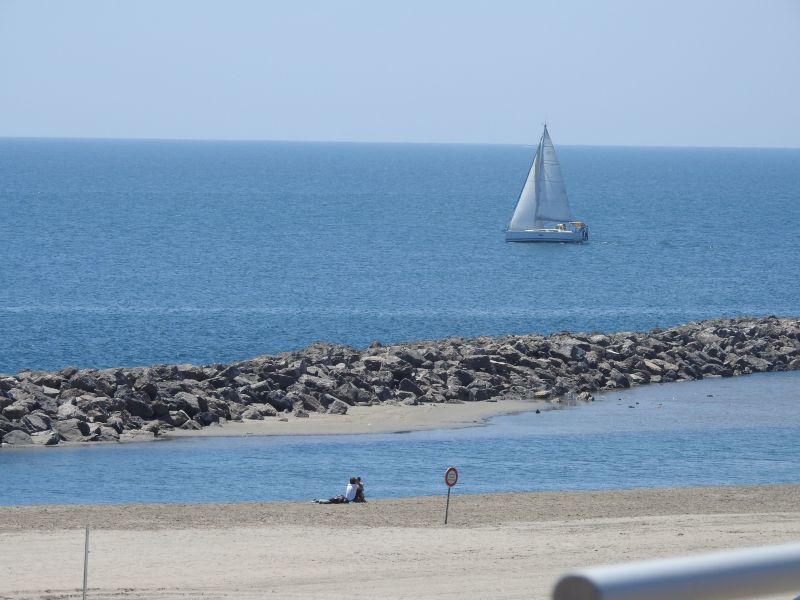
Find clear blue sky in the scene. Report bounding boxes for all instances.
[1,0,798,147]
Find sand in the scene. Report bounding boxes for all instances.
[2,485,799,600]
[163,397,545,439]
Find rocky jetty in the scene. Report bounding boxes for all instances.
[1,316,799,447]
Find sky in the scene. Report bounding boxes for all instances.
[1,0,798,147]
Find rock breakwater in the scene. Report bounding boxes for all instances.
[1,317,799,447]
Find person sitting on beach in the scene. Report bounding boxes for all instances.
[353,476,366,503]
[345,476,359,502]
[314,476,368,505]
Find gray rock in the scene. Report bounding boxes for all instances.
[106,415,125,433]
[175,364,208,381]
[327,399,349,415]
[241,407,264,420]
[31,431,60,446]
[22,412,52,433]
[57,402,88,421]
[294,409,310,418]
[393,347,424,367]
[169,410,191,427]
[151,400,170,418]
[549,343,586,362]
[95,426,120,442]
[461,355,491,371]
[288,392,324,413]
[362,356,384,371]
[0,415,19,435]
[141,421,161,434]
[2,402,30,420]
[194,411,217,426]
[124,395,154,419]
[3,429,34,445]
[173,392,207,417]
[121,429,157,441]
[40,386,60,398]
[398,378,423,397]
[267,372,296,390]
[54,418,91,441]
[334,382,360,404]
[450,369,475,386]
[298,375,337,394]
[67,373,99,394]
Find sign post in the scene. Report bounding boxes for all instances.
[444,466,458,525]
[82,525,89,600]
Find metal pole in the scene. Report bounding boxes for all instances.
[553,542,800,600]
[82,525,89,600]
[444,487,451,524]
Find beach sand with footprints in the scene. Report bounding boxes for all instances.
[2,485,799,600]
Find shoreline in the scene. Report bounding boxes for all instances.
[3,485,799,600]
[161,396,545,439]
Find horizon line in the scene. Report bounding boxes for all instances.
[1,134,798,151]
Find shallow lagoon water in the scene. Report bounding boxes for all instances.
[2,371,798,506]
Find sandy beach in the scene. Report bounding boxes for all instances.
[162,397,545,439]
[2,485,799,600]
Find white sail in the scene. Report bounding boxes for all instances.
[507,125,572,230]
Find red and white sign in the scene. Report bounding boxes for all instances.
[444,466,458,488]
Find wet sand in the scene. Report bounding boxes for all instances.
[163,397,545,439]
[2,485,799,600]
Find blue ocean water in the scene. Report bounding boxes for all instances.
[1,371,798,506]
[2,139,799,374]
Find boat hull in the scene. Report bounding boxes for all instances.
[505,227,588,243]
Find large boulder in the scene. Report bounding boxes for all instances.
[169,410,191,427]
[172,392,207,417]
[362,355,413,378]
[150,400,170,418]
[3,429,33,446]
[243,403,277,419]
[240,380,272,403]
[240,407,263,420]
[266,372,296,390]
[298,375,337,394]
[398,378,423,397]
[327,399,349,415]
[106,415,125,433]
[193,411,217,426]
[54,418,91,441]
[31,431,60,446]
[124,395,154,419]
[175,364,208,381]
[57,402,88,421]
[95,426,120,442]
[28,372,64,389]
[460,355,491,371]
[22,412,52,433]
[393,347,425,367]
[287,392,324,413]
[0,415,19,434]
[2,402,31,420]
[66,372,100,394]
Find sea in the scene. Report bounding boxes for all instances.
[1,138,799,504]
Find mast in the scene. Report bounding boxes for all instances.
[533,125,546,229]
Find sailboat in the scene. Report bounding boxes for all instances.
[505,125,588,243]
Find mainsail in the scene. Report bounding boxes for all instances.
[507,125,572,230]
